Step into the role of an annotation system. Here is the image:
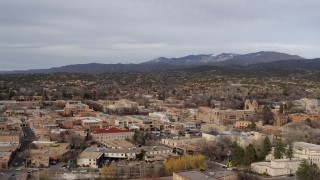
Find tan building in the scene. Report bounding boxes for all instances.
[0,122,8,131]
[33,127,51,141]
[29,118,58,140]
[102,115,133,129]
[125,115,160,131]
[88,99,139,114]
[288,113,320,122]
[0,130,22,144]
[198,107,256,124]
[0,130,22,169]
[92,127,134,144]
[234,120,251,129]
[29,141,71,167]
[81,118,102,131]
[0,152,14,169]
[161,137,202,155]
[244,99,259,111]
[63,101,93,116]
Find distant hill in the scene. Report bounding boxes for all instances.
[0,51,311,74]
[250,58,320,70]
[0,63,187,74]
[216,51,304,66]
[144,53,240,65]
[144,51,304,66]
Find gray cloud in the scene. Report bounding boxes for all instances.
[0,0,319,70]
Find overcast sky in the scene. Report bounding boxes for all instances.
[0,0,319,70]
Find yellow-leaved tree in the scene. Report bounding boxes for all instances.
[165,155,207,175]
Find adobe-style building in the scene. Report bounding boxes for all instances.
[244,99,259,111]
[92,127,134,144]
[63,101,93,117]
[198,107,256,124]
[29,141,71,167]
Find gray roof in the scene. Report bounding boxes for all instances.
[174,171,218,180]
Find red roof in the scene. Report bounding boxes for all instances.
[93,127,132,134]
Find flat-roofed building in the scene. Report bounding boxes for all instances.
[234,120,251,129]
[92,127,134,143]
[293,142,320,168]
[160,137,203,155]
[81,117,102,131]
[0,130,21,169]
[81,144,173,161]
[0,122,8,131]
[125,115,160,131]
[77,150,104,168]
[63,101,93,117]
[33,127,51,141]
[29,141,71,167]
[251,158,301,176]
[0,152,13,169]
[173,170,237,180]
[198,107,255,124]
[288,113,320,122]
[0,130,22,144]
[102,115,133,128]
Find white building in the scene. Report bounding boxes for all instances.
[294,142,320,168]
[81,145,172,161]
[149,112,170,123]
[292,98,320,114]
[77,150,104,168]
[235,131,270,149]
[202,131,232,142]
[251,159,301,176]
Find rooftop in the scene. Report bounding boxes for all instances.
[103,140,134,148]
[294,142,320,151]
[78,151,103,159]
[93,127,132,134]
[84,144,172,154]
[82,119,101,123]
[174,171,218,180]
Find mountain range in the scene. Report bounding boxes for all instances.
[144,51,303,66]
[1,51,319,74]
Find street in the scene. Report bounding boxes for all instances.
[0,126,35,179]
[9,126,35,169]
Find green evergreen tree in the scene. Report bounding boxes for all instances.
[261,137,272,160]
[287,117,292,123]
[286,141,294,160]
[232,144,245,167]
[296,160,320,180]
[207,96,213,107]
[243,144,257,165]
[306,118,312,126]
[247,121,256,130]
[279,104,284,114]
[274,140,285,159]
